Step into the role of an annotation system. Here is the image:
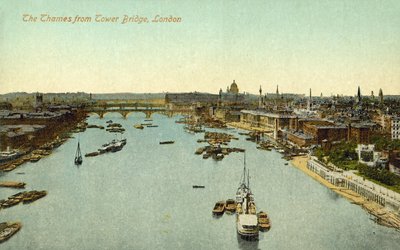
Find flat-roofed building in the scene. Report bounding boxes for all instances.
[392,116,400,140]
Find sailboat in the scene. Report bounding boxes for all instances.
[74,142,83,165]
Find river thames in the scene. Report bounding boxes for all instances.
[1,113,400,249]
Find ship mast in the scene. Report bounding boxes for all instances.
[247,169,250,190]
[242,153,247,186]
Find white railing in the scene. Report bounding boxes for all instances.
[307,157,400,213]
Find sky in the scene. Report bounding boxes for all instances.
[0,0,399,96]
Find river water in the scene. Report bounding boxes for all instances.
[1,113,400,249]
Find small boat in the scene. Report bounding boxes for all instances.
[147,125,158,128]
[106,120,113,124]
[203,153,211,159]
[257,211,271,231]
[192,185,205,188]
[225,199,236,213]
[74,142,83,165]
[29,155,41,162]
[22,190,47,204]
[1,199,20,208]
[159,141,174,145]
[107,123,122,128]
[98,139,126,154]
[134,124,144,129]
[0,222,22,243]
[85,151,100,157]
[212,153,224,161]
[144,119,153,121]
[212,201,225,216]
[256,146,271,151]
[0,149,22,164]
[195,147,205,155]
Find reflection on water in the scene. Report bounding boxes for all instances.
[0,113,399,250]
[237,234,260,250]
[326,188,341,201]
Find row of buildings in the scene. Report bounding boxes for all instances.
[0,93,87,151]
[164,80,400,177]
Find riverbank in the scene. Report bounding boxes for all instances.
[0,115,87,172]
[227,122,273,133]
[291,156,400,229]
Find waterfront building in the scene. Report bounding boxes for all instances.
[0,124,47,150]
[286,131,313,147]
[240,109,298,139]
[214,107,242,122]
[302,120,348,145]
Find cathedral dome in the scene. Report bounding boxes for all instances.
[229,80,239,94]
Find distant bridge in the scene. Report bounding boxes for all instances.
[85,101,192,118]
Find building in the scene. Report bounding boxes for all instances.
[348,123,371,144]
[357,144,380,167]
[240,110,298,138]
[389,151,400,176]
[227,80,239,94]
[302,120,348,145]
[214,108,241,122]
[392,116,400,140]
[0,124,46,150]
[286,131,313,147]
[165,92,219,105]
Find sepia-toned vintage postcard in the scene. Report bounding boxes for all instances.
[1,1,400,249]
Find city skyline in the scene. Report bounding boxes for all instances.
[1,0,400,95]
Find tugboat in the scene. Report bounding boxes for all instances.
[74,142,83,165]
[98,139,126,154]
